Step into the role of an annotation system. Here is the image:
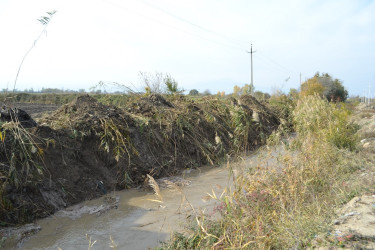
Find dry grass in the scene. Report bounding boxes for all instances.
[159,95,364,249]
[147,174,163,203]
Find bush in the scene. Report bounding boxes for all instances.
[293,95,358,150]
[300,73,348,102]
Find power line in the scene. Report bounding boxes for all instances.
[138,3,298,75]
[102,0,303,86]
[101,0,246,52]
[257,50,295,74]
[139,0,250,48]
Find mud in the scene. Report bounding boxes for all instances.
[1,141,290,249]
[7,154,246,249]
[0,224,41,249]
[0,94,279,228]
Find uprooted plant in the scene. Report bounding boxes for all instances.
[0,123,46,188]
[0,118,52,225]
[97,118,138,188]
[97,118,137,163]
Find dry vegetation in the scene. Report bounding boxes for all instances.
[159,95,374,249]
[2,91,373,249]
[0,93,279,227]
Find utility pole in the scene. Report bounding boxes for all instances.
[247,44,256,95]
[300,72,302,86]
[367,83,371,105]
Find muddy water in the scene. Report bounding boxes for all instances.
[14,147,283,250]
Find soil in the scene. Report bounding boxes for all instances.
[0,106,37,128]
[313,103,375,249]
[0,94,279,227]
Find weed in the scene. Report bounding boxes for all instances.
[231,105,253,151]
[98,118,137,162]
[147,174,163,203]
[0,117,50,225]
[0,122,45,188]
[161,95,363,249]
[293,95,358,150]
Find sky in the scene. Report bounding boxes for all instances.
[0,0,374,96]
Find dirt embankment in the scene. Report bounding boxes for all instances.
[0,94,279,226]
[312,104,375,249]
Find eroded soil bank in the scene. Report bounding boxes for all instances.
[3,145,285,250]
[0,94,279,227]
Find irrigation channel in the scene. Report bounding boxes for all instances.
[6,146,284,250]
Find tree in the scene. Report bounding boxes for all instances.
[324,79,348,102]
[233,85,241,96]
[288,88,299,100]
[300,77,324,97]
[300,72,348,101]
[203,89,211,96]
[242,83,254,95]
[189,89,199,96]
[165,76,181,94]
[233,84,255,96]
[254,91,270,101]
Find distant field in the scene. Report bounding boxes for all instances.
[0,92,132,107]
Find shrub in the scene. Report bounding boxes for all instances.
[293,95,358,150]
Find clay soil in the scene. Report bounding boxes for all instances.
[0,94,279,226]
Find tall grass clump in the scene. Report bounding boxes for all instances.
[293,95,358,151]
[160,95,360,249]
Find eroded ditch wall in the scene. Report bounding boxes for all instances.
[0,94,279,226]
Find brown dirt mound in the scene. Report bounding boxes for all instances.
[0,94,280,227]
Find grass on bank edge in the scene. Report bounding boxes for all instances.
[158,95,371,249]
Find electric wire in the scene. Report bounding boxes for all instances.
[102,0,246,52]
[102,0,301,83]
[138,0,251,48]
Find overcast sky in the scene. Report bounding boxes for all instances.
[0,0,374,95]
